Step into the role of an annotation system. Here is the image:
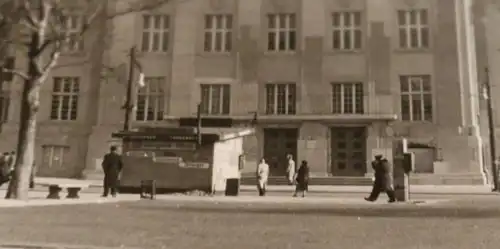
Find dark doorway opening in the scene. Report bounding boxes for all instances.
[263,128,298,176]
[330,126,367,176]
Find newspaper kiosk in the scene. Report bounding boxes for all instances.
[112,126,254,194]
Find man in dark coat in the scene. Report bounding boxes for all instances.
[365,155,396,203]
[101,146,123,197]
[29,161,37,189]
[0,152,10,187]
[293,160,310,198]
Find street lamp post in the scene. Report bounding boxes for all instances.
[484,67,499,192]
[123,46,136,131]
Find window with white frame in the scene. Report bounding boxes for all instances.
[267,13,297,52]
[397,9,429,49]
[204,14,233,52]
[400,75,433,121]
[200,84,230,115]
[50,77,79,121]
[331,82,364,114]
[265,83,296,115]
[135,77,165,121]
[42,145,69,169]
[332,12,362,50]
[62,15,84,52]
[141,15,170,52]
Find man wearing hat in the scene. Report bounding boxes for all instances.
[101,146,123,197]
[365,154,395,203]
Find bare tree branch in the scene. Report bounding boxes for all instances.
[107,0,172,19]
[1,68,29,81]
[22,0,40,28]
[0,0,177,200]
[39,40,61,80]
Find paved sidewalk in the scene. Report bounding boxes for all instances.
[0,190,140,208]
[32,177,496,195]
[155,194,450,206]
[0,242,141,249]
[239,184,495,195]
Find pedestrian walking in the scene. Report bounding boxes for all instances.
[8,151,15,171]
[365,155,396,203]
[293,160,310,197]
[286,154,296,185]
[29,160,37,189]
[0,152,11,187]
[256,158,270,196]
[101,146,123,197]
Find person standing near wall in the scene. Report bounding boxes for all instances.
[29,160,37,189]
[285,154,296,185]
[101,146,123,197]
[293,160,310,198]
[256,158,270,196]
[7,151,15,171]
[0,153,10,187]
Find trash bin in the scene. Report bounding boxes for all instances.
[225,178,240,196]
[140,180,156,199]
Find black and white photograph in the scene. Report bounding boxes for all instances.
[0,0,499,248]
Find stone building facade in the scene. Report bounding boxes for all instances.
[0,0,487,184]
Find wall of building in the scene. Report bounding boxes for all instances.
[0,0,486,179]
[475,0,500,178]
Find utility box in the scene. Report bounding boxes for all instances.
[393,138,410,202]
[112,127,254,194]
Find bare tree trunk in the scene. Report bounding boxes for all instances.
[5,81,38,200]
[5,31,41,200]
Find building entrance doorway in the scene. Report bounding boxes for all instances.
[330,127,367,176]
[263,128,298,176]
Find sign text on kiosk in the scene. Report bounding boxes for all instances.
[179,162,210,169]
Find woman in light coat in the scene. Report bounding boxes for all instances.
[286,154,296,185]
[256,158,270,196]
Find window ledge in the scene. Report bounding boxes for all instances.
[39,120,79,126]
[60,51,86,57]
[263,51,298,56]
[399,120,435,124]
[196,52,232,57]
[324,50,364,55]
[136,51,172,58]
[200,114,231,117]
[393,48,432,54]
[132,120,166,124]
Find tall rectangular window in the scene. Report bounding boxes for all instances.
[141,15,170,52]
[62,15,84,52]
[400,75,433,121]
[50,77,79,121]
[397,9,430,49]
[204,14,233,52]
[0,57,14,123]
[135,77,165,121]
[0,82,10,123]
[267,14,296,52]
[200,84,230,115]
[42,145,69,169]
[332,12,362,50]
[265,83,296,115]
[331,82,364,114]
